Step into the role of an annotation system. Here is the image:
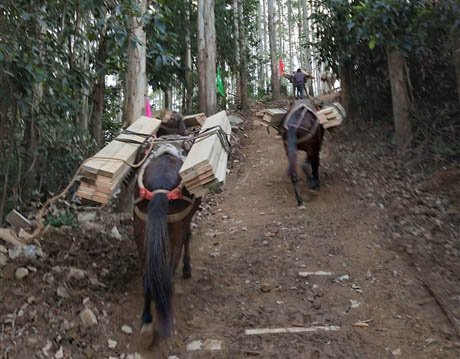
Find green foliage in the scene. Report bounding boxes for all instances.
[310,0,459,116]
[45,211,78,228]
[0,0,177,221]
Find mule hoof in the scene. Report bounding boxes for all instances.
[141,323,153,335]
[309,181,320,190]
[182,267,192,279]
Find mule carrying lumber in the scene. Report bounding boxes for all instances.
[179,110,231,196]
[77,116,161,204]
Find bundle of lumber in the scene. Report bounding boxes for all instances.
[77,116,161,204]
[179,111,231,197]
[316,102,346,129]
[253,108,287,127]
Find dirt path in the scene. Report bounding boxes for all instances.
[123,123,458,358]
[1,115,459,359]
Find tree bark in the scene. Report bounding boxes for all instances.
[122,0,147,126]
[197,0,217,116]
[233,0,241,99]
[340,61,353,121]
[185,0,193,113]
[387,46,412,153]
[267,0,280,100]
[91,32,107,148]
[287,0,293,74]
[263,0,268,92]
[257,1,264,92]
[238,0,248,110]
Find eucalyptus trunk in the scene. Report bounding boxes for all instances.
[185,0,193,113]
[123,0,147,126]
[197,0,217,115]
[387,47,412,153]
[233,0,241,99]
[267,0,280,100]
[287,0,293,74]
[91,31,107,148]
[238,0,248,110]
[257,1,264,91]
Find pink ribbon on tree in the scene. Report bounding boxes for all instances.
[145,97,152,118]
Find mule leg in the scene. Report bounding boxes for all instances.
[291,173,303,206]
[310,156,320,190]
[182,226,192,279]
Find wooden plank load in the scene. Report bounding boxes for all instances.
[316,102,346,129]
[179,111,231,197]
[253,108,287,127]
[77,116,161,203]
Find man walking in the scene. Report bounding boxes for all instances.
[293,68,306,99]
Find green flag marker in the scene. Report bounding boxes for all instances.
[217,68,225,97]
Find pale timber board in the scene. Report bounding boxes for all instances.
[179,111,229,177]
[180,134,220,177]
[83,116,160,176]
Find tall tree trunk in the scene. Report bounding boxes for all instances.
[302,0,314,96]
[122,0,147,126]
[233,0,241,99]
[185,0,193,113]
[263,0,268,92]
[297,0,304,68]
[164,89,170,109]
[238,0,248,110]
[91,32,107,148]
[287,0,293,74]
[257,1,264,92]
[340,61,353,121]
[267,0,280,100]
[197,0,217,115]
[387,46,412,153]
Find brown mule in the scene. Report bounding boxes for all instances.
[280,99,324,206]
[132,115,200,341]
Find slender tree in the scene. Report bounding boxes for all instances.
[267,0,280,100]
[123,0,147,125]
[238,0,248,110]
[197,0,217,115]
[184,0,193,113]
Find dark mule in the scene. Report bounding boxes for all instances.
[280,99,324,206]
[133,115,199,341]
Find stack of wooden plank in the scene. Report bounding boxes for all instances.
[77,116,161,204]
[179,111,231,197]
[253,108,287,127]
[316,102,346,129]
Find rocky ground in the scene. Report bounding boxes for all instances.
[0,102,459,359]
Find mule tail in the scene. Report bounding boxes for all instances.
[287,125,297,178]
[146,193,173,338]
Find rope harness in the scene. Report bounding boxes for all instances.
[134,125,230,224]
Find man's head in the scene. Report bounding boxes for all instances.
[297,68,301,72]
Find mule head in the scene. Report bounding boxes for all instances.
[171,112,188,136]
